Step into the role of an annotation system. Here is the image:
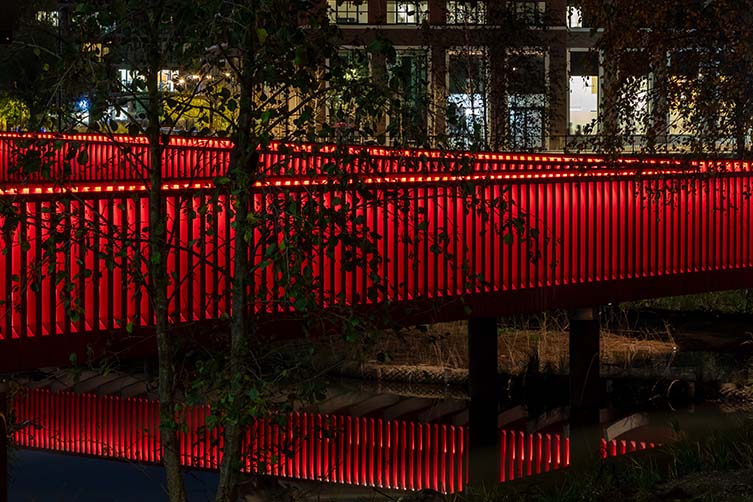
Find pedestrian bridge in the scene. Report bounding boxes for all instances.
[0,132,752,370]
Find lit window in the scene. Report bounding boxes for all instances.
[386,1,429,24]
[82,43,109,60]
[447,1,487,24]
[509,1,545,24]
[118,69,145,91]
[158,70,179,92]
[569,50,599,136]
[36,11,59,27]
[328,0,368,24]
[447,49,488,148]
[567,6,583,28]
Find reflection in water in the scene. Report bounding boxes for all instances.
[10,450,218,502]
[12,388,653,493]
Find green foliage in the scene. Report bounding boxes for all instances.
[576,0,753,157]
[0,95,30,130]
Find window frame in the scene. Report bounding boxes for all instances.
[386,47,431,144]
[386,1,430,25]
[446,47,490,148]
[328,0,368,25]
[446,1,488,25]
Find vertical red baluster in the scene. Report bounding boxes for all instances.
[500,429,506,482]
[553,433,560,470]
[517,431,524,478]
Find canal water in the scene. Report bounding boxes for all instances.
[8,309,753,500]
[10,450,218,501]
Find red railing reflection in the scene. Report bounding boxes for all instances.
[12,388,658,492]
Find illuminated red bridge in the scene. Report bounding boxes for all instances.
[12,388,652,492]
[1,133,753,370]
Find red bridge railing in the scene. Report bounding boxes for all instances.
[1,134,753,365]
[1,132,744,186]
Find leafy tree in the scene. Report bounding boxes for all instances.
[0,3,537,501]
[575,0,753,157]
[4,1,213,500]
[198,2,400,500]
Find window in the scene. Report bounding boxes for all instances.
[35,11,59,27]
[328,0,368,24]
[386,1,429,24]
[118,69,141,87]
[158,70,180,92]
[567,6,582,28]
[616,50,650,135]
[447,1,487,24]
[328,49,371,130]
[569,50,599,135]
[82,43,109,61]
[668,50,701,136]
[508,51,546,149]
[567,5,593,28]
[387,49,429,143]
[509,1,545,24]
[447,49,488,148]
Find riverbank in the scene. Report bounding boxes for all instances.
[461,415,753,502]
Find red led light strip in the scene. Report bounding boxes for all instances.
[1,132,749,190]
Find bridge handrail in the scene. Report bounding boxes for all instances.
[1,132,751,186]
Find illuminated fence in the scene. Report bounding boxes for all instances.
[1,134,753,353]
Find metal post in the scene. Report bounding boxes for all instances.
[468,317,498,488]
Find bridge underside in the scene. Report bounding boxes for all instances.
[2,268,750,373]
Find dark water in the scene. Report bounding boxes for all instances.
[10,450,218,502]
[8,326,753,502]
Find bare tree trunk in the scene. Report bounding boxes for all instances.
[145,6,186,501]
[215,188,249,502]
[216,8,257,499]
[735,99,746,158]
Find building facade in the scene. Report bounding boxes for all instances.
[326,0,601,152]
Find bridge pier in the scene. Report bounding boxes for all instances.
[568,308,603,469]
[569,307,600,426]
[467,317,499,488]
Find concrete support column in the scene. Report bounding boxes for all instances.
[569,307,600,426]
[468,317,499,488]
[568,308,601,468]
